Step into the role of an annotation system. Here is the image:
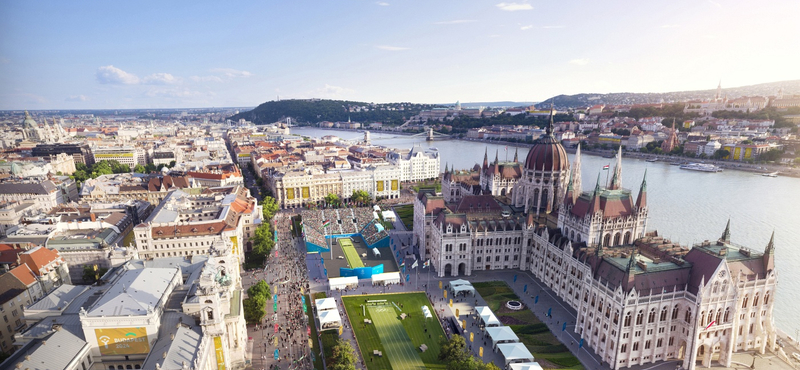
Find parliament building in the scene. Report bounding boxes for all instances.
[414,112,778,369]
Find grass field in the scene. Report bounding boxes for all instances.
[305,294,324,370]
[473,281,583,370]
[342,293,446,370]
[393,204,414,231]
[339,238,364,268]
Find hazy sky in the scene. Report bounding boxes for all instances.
[1,0,798,109]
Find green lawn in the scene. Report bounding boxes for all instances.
[342,293,446,370]
[339,238,364,268]
[305,294,325,370]
[473,281,583,370]
[393,204,414,231]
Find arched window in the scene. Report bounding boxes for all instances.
[685,309,692,323]
[765,292,771,305]
[724,308,730,322]
[742,295,749,308]
[672,305,679,320]
[613,310,620,324]
[660,306,668,321]
[700,311,705,325]
[636,310,644,325]
[753,293,760,307]
[624,311,632,327]
[613,232,621,246]
[712,282,719,293]
[715,310,721,324]
[623,231,631,245]
[603,234,611,247]
[648,308,656,323]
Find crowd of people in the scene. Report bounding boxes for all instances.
[361,219,389,245]
[299,207,388,249]
[253,212,314,370]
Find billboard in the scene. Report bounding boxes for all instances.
[376,181,384,192]
[391,180,398,191]
[287,188,294,200]
[734,147,741,160]
[95,327,149,355]
[302,187,310,199]
[214,336,226,370]
[744,148,752,159]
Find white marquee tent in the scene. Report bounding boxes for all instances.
[497,343,534,367]
[486,326,520,349]
[318,309,342,330]
[315,298,337,312]
[475,306,502,327]
[371,272,401,285]
[421,305,433,319]
[509,362,544,370]
[329,276,358,291]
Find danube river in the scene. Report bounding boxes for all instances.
[291,127,800,337]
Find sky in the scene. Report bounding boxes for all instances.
[1,0,799,110]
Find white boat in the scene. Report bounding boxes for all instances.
[762,172,778,177]
[679,163,723,172]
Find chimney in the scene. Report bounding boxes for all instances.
[90,213,96,222]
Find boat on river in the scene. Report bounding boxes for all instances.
[679,163,723,172]
[762,172,779,177]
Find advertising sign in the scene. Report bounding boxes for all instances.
[94,327,149,355]
[287,188,295,200]
[214,336,226,370]
[376,181,384,192]
[391,180,398,191]
[302,187,310,199]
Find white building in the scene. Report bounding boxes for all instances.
[92,146,138,169]
[386,145,441,182]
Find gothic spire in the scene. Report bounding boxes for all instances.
[720,219,731,243]
[563,176,574,206]
[626,250,637,274]
[444,162,449,176]
[609,146,622,190]
[546,104,555,135]
[635,169,647,210]
[482,147,489,170]
[494,149,499,165]
[513,147,519,162]
[589,172,602,214]
[765,230,775,255]
[571,144,582,202]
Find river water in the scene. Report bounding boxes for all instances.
[291,127,800,337]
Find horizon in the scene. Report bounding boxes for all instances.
[1,1,799,110]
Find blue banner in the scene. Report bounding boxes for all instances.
[301,296,305,305]
[324,268,327,276]
[406,274,410,282]
[534,295,538,304]
[579,338,584,349]
[514,274,517,282]
[523,284,528,293]
[547,308,551,317]
[275,349,280,360]
[562,322,567,331]
[274,294,278,302]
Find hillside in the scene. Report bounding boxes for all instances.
[229,99,436,125]
[540,79,800,109]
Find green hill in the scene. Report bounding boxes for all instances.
[229,99,436,125]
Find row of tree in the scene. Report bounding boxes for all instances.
[439,335,502,370]
[322,190,371,208]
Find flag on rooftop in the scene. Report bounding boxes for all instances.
[603,165,610,170]
[322,220,331,227]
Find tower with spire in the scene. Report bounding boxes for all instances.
[479,146,523,198]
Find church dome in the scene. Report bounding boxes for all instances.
[22,111,37,129]
[524,130,569,172]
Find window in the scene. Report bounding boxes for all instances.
[742,295,748,308]
[765,292,771,305]
[645,340,651,349]
[636,310,644,325]
[660,307,668,321]
[648,309,656,323]
[668,336,674,346]
[624,312,632,327]
[672,305,679,320]
[657,338,663,347]
[633,342,639,351]
[621,344,627,353]
[753,293,760,307]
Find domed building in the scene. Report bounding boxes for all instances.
[21,111,63,143]
[512,109,570,215]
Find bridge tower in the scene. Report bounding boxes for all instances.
[364,130,371,144]
[426,127,434,141]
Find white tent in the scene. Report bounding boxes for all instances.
[372,272,401,285]
[497,343,534,366]
[486,326,520,349]
[476,306,502,327]
[315,298,337,312]
[450,279,471,287]
[452,284,475,296]
[372,247,381,257]
[318,309,342,330]
[475,306,493,317]
[421,305,433,319]
[509,362,544,370]
[381,210,396,222]
[329,276,358,291]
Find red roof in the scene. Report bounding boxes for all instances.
[19,246,62,276]
[9,264,37,286]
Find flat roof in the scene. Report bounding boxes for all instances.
[87,267,178,317]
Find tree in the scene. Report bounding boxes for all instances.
[438,335,470,364]
[251,224,275,257]
[82,265,108,283]
[329,339,357,370]
[758,148,783,162]
[247,280,271,300]
[243,295,266,324]
[324,193,341,207]
[713,149,730,160]
[261,196,279,221]
[133,164,146,173]
[351,189,370,205]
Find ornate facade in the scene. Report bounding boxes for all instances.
[415,124,780,368]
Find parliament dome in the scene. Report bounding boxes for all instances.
[524,123,569,172]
